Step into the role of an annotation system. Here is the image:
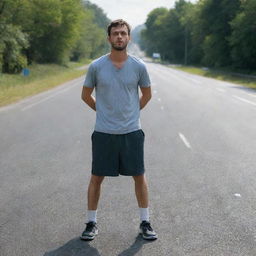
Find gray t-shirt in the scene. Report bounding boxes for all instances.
[83,54,151,134]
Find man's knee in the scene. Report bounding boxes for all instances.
[89,175,105,187]
[133,174,147,184]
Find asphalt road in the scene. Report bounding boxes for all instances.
[0,60,256,256]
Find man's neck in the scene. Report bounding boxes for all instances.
[109,49,128,63]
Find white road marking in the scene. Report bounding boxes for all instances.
[22,92,65,111]
[187,78,202,84]
[21,82,80,111]
[179,133,191,149]
[160,106,164,110]
[247,93,256,98]
[216,88,225,93]
[153,90,157,94]
[157,98,161,102]
[0,77,83,113]
[232,95,256,106]
[234,193,241,198]
[0,104,16,113]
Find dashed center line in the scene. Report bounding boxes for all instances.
[160,106,164,110]
[216,88,225,93]
[179,133,191,149]
[157,98,161,102]
[247,93,256,98]
[232,95,256,106]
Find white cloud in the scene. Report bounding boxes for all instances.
[89,0,197,28]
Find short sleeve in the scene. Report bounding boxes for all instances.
[138,64,151,88]
[83,64,96,88]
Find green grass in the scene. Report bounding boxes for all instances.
[0,61,90,107]
[170,65,256,90]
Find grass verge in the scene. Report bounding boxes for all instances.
[0,61,89,107]
[170,65,256,90]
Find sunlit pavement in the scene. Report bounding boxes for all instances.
[1,55,256,255]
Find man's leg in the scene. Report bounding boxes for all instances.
[81,174,104,241]
[133,174,158,240]
[88,174,105,211]
[133,174,148,208]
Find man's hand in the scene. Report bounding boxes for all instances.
[140,87,152,110]
[81,87,96,111]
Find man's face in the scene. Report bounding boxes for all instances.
[108,25,130,51]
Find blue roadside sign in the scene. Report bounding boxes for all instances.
[22,68,30,76]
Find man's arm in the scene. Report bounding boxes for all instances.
[81,87,96,111]
[140,87,152,110]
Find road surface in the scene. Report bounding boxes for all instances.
[0,59,256,255]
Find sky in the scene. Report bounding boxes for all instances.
[89,0,197,28]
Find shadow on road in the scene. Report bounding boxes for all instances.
[118,234,155,256]
[230,85,256,92]
[43,237,101,256]
[43,234,154,256]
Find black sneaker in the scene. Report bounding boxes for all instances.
[139,221,158,240]
[80,221,98,240]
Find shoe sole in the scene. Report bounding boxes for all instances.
[80,235,96,241]
[80,230,98,241]
[139,231,158,240]
[142,234,158,240]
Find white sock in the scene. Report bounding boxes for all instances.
[87,210,97,223]
[139,207,149,222]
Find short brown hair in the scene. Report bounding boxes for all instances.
[107,19,131,36]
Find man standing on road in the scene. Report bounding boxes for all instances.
[80,19,157,241]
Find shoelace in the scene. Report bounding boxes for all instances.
[142,222,153,231]
[85,222,95,231]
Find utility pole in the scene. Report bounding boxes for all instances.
[184,26,188,66]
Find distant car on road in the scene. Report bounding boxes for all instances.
[152,53,161,62]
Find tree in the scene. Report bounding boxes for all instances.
[71,1,110,61]
[141,8,168,57]
[161,0,192,63]
[131,24,145,45]
[141,0,195,64]
[229,0,256,69]
[0,0,29,73]
[0,0,111,73]
[71,9,107,61]
[83,0,110,29]
[197,0,240,67]
[22,0,83,64]
[0,24,28,73]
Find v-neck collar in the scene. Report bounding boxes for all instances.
[107,54,130,71]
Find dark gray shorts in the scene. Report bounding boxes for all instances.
[91,129,145,176]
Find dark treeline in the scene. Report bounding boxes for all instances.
[0,0,110,74]
[140,0,256,71]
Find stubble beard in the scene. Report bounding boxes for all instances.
[111,42,128,51]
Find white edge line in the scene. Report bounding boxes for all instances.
[21,82,80,111]
[216,88,225,93]
[0,77,84,113]
[179,133,191,149]
[188,78,202,84]
[232,95,256,106]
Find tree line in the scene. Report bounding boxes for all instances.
[140,0,256,71]
[0,0,110,74]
